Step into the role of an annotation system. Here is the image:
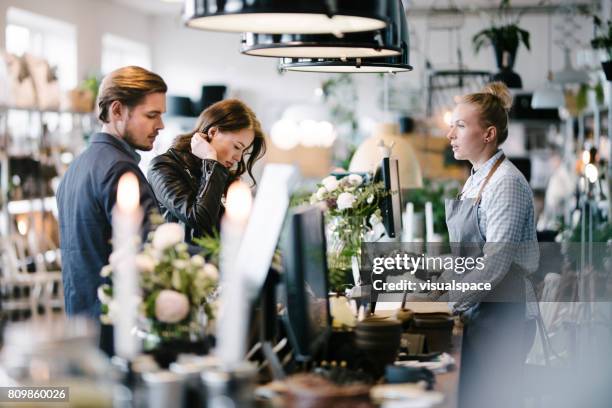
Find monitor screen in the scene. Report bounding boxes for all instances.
[377,158,403,238]
[281,205,331,362]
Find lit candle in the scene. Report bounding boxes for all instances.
[217,180,252,369]
[425,201,434,244]
[112,172,142,360]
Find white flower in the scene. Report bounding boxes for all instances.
[152,223,184,250]
[100,264,112,278]
[347,174,363,186]
[366,194,374,204]
[322,176,339,192]
[202,263,219,281]
[155,290,190,323]
[135,254,156,273]
[369,212,382,227]
[190,255,205,267]
[97,284,112,304]
[315,186,327,201]
[337,192,356,210]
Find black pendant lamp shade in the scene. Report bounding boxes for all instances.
[241,0,405,59]
[241,31,400,59]
[279,54,412,73]
[184,0,389,34]
[279,0,411,73]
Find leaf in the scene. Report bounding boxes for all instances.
[519,28,530,51]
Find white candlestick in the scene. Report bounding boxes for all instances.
[112,172,142,360]
[425,201,434,244]
[405,202,414,242]
[217,180,252,369]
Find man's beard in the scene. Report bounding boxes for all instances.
[124,129,154,151]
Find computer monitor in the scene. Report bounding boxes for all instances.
[281,205,332,362]
[376,157,403,238]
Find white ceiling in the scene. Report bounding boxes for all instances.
[107,0,596,17]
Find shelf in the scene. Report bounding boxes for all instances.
[0,105,94,115]
[5,197,57,215]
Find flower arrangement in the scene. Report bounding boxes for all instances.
[98,222,219,346]
[309,173,387,290]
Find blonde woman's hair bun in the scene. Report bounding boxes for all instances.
[482,81,513,111]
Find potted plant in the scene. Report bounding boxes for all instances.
[591,16,612,80]
[472,0,531,88]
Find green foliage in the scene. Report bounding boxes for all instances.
[309,174,388,291]
[193,229,221,266]
[472,0,531,54]
[591,16,612,60]
[405,179,460,242]
[80,74,101,99]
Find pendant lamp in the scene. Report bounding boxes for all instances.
[241,0,405,59]
[184,0,388,34]
[532,12,564,109]
[279,0,411,74]
[552,48,589,85]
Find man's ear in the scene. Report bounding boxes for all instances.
[110,100,125,121]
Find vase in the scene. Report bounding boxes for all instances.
[491,41,522,89]
[601,60,612,81]
[146,338,210,369]
[142,307,212,368]
[326,215,366,291]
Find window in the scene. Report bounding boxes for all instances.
[5,7,77,90]
[101,33,151,74]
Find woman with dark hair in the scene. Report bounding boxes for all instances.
[148,98,266,242]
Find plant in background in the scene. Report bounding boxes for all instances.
[591,15,612,80]
[321,74,360,167]
[98,223,219,347]
[472,0,531,56]
[591,16,612,60]
[308,173,387,290]
[405,178,460,242]
[472,0,537,87]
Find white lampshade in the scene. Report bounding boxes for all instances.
[349,122,423,189]
[552,49,590,85]
[531,84,564,109]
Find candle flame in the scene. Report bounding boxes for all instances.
[582,150,590,165]
[16,217,28,235]
[225,181,252,223]
[117,172,140,213]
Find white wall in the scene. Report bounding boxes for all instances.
[0,0,153,81]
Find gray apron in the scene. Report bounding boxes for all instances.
[445,154,534,408]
